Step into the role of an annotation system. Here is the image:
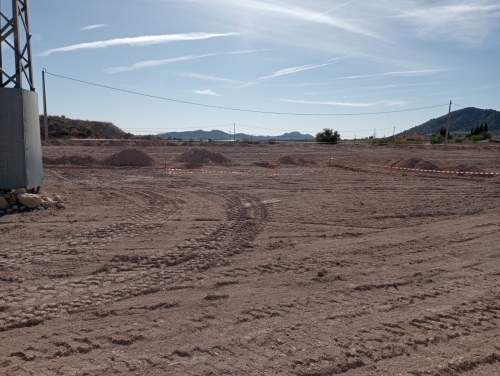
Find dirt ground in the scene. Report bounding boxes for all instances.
[1,142,500,375]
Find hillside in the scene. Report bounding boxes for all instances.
[403,107,500,136]
[39,115,133,139]
[158,129,314,141]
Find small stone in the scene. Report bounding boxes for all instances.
[56,202,66,210]
[18,193,43,209]
[0,197,9,210]
[42,200,55,209]
[11,205,19,211]
[53,194,64,203]
[13,188,27,194]
[36,205,44,211]
[9,195,18,204]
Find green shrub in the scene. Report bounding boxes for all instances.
[452,136,465,143]
[471,134,485,142]
[430,135,445,144]
[316,129,341,144]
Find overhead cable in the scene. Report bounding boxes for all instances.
[44,70,450,117]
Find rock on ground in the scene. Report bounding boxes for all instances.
[17,193,43,209]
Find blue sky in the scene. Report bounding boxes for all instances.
[2,0,500,137]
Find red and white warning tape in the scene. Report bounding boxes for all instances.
[166,168,251,175]
[330,158,500,176]
[166,168,311,177]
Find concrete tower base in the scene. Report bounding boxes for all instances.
[0,88,43,190]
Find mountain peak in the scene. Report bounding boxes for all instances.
[403,107,500,136]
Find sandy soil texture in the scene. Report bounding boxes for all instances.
[1,143,499,375]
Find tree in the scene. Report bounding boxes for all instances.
[316,128,341,144]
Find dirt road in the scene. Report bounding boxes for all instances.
[1,143,499,375]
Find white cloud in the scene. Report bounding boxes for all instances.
[186,0,384,40]
[281,99,373,107]
[38,32,238,56]
[280,99,409,107]
[105,55,213,74]
[336,69,447,80]
[105,49,270,73]
[81,24,107,30]
[193,89,221,96]
[394,1,500,44]
[258,62,335,81]
[174,72,238,84]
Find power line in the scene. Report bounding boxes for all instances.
[44,70,450,117]
[123,124,234,131]
[452,103,467,108]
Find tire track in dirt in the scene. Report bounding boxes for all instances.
[0,182,267,336]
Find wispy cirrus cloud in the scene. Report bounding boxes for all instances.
[185,0,385,40]
[281,99,408,107]
[394,1,500,44]
[257,62,335,81]
[105,49,270,74]
[38,32,238,56]
[336,69,448,80]
[81,24,107,30]
[174,72,239,84]
[280,99,373,107]
[193,89,221,96]
[232,58,343,88]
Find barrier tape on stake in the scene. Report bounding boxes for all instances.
[329,158,500,176]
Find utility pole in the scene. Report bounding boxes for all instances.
[42,69,49,140]
[393,126,395,144]
[234,122,235,142]
[445,100,452,146]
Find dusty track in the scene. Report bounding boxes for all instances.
[1,143,499,375]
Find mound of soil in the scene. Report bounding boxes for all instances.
[454,164,481,172]
[253,162,277,169]
[176,148,230,164]
[102,149,154,167]
[276,155,297,165]
[391,158,439,170]
[43,155,99,166]
[185,162,203,169]
[296,157,317,166]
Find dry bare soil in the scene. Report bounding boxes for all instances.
[1,142,500,375]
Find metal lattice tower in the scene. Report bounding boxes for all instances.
[0,0,42,191]
[0,0,35,91]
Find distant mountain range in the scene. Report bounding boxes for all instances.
[402,107,500,136]
[157,129,315,141]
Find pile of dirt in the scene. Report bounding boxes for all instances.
[184,162,203,170]
[102,149,154,167]
[391,158,439,170]
[296,157,317,166]
[253,162,277,169]
[43,155,100,166]
[276,155,298,165]
[176,148,230,164]
[454,164,481,172]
